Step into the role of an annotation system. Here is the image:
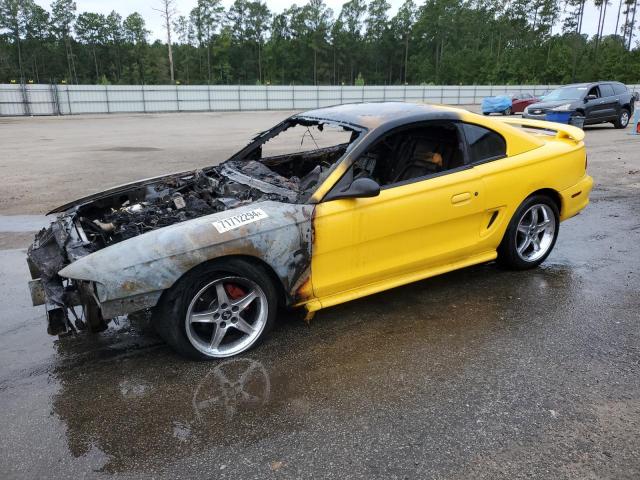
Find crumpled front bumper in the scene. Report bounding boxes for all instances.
[26,217,106,334]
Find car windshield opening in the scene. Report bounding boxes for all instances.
[228,119,361,201]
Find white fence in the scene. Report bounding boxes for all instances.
[1,83,638,116]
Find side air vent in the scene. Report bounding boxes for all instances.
[487,210,499,229]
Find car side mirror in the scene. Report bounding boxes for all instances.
[585,94,597,102]
[324,177,381,202]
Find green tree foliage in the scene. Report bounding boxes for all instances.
[122,12,150,83]
[75,12,107,81]
[0,0,638,85]
[50,0,77,83]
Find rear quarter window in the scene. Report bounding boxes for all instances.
[600,84,615,97]
[463,124,507,163]
[612,83,628,95]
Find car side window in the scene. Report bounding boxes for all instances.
[600,84,615,97]
[462,123,506,164]
[612,83,627,95]
[587,86,600,98]
[350,122,467,188]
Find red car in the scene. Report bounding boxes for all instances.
[510,93,540,114]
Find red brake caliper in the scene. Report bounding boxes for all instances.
[224,283,246,300]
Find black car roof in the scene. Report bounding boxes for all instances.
[562,81,624,88]
[294,102,462,130]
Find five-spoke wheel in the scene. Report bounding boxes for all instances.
[155,258,277,359]
[498,194,559,269]
[186,277,268,357]
[515,204,556,262]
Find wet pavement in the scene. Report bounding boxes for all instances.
[1,115,639,479]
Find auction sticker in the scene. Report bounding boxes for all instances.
[212,209,269,233]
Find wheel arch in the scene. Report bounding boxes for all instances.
[156,254,290,310]
[498,188,562,246]
[497,190,561,270]
[528,188,561,215]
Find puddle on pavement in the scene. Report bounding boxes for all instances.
[40,261,588,474]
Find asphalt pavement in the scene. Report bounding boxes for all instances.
[0,112,639,479]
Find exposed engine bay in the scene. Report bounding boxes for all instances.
[26,118,358,335]
[75,153,338,249]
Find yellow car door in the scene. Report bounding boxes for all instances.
[310,127,489,310]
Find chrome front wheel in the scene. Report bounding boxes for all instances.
[154,258,278,360]
[186,276,269,358]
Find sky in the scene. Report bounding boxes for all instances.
[33,0,620,41]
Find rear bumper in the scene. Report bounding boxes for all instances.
[559,175,593,221]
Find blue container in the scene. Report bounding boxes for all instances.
[545,111,572,124]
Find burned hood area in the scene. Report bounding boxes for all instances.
[27,117,359,334]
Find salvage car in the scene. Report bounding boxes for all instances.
[523,81,636,128]
[511,92,540,114]
[482,93,540,116]
[27,102,593,359]
[481,95,512,115]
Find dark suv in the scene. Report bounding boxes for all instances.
[522,81,636,128]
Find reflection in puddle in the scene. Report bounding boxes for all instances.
[193,358,271,421]
[51,354,275,474]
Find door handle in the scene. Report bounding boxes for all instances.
[451,192,471,204]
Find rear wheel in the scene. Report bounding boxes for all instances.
[503,107,512,116]
[498,195,559,270]
[614,108,630,129]
[154,258,277,359]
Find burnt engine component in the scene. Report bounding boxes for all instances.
[76,168,294,248]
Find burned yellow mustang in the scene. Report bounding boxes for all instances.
[27,103,593,359]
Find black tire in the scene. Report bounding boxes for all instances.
[503,107,512,116]
[497,194,560,270]
[614,108,630,129]
[154,258,278,360]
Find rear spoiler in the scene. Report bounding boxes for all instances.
[497,117,585,143]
